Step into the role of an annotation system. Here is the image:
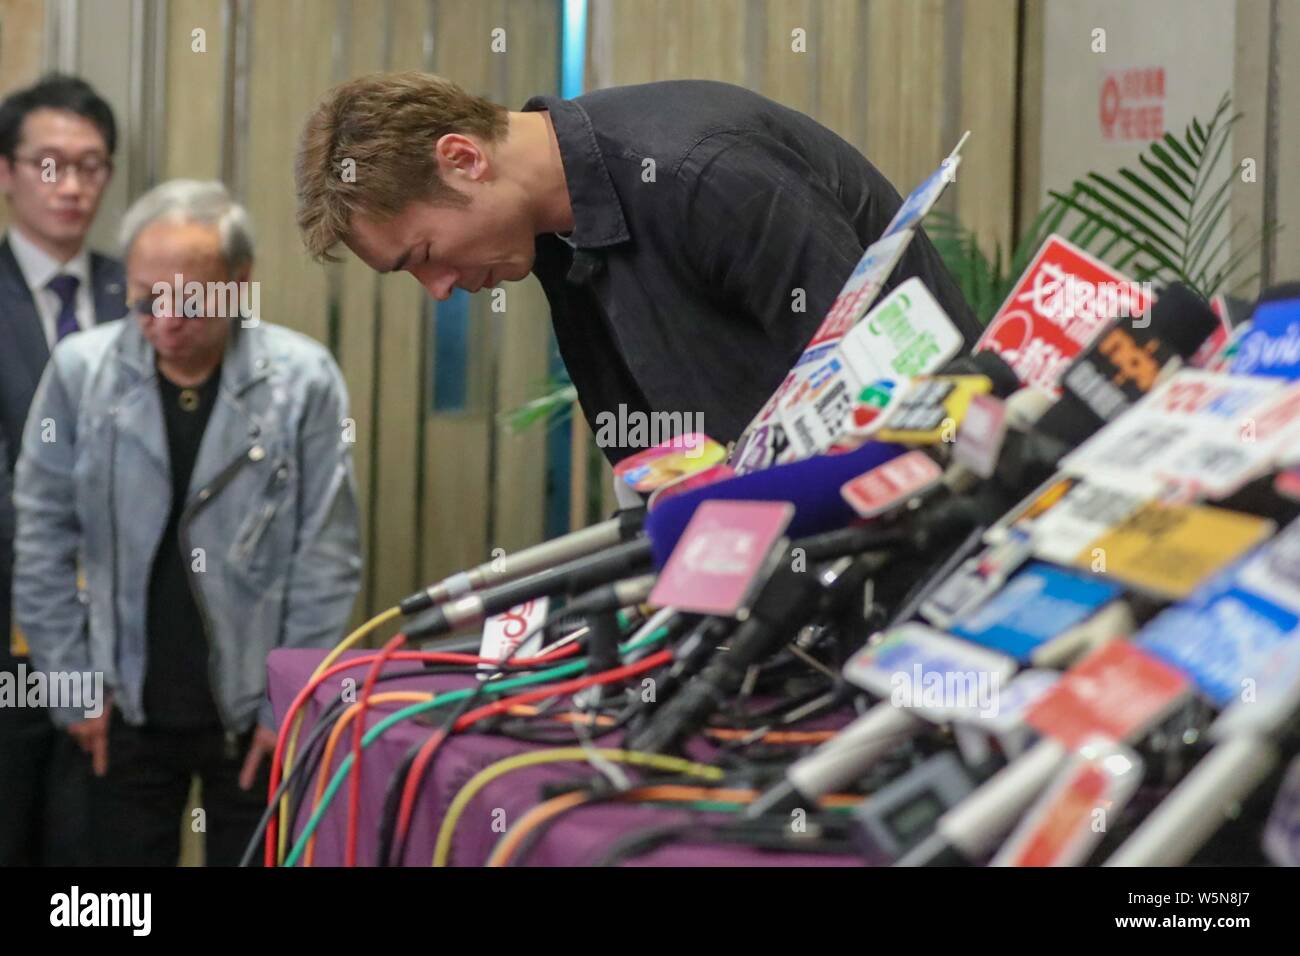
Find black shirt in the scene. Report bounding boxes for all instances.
[523,80,981,464]
[143,365,223,730]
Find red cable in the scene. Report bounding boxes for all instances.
[392,649,674,854]
[392,727,449,859]
[346,634,406,867]
[454,650,672,732]
[263,641,581,866]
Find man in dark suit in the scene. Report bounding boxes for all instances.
[0,74,125,866]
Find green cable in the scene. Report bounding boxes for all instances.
[283,625,670,866]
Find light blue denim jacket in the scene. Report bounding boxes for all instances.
[13,318,362,733]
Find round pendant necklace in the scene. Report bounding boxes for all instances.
[178,387,201,412]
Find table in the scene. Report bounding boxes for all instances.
[267,648,865,866]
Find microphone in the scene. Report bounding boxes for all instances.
[746,622,1017,818]
[898,640,1193,865]
[1103,736,1282,866]
[1104,518,1300,865]
[405,538,654,639]
[895,737,1069,865]
[626,549,891,755]
[1036,281,1220,446]
[644,439,906,568]
[407,442,909,641]
[399,507,646,614]
[629,497,997,757]
[937,348,1023,399]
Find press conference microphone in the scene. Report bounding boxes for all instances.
[629,496,988,756]
[938,348,1023,398]
[1036,281,1221,446]
[407,442,904,638]
[644,440,905,567]
[940,282,1220,498]
[626,549,888,755]
[399,507,646,615]
[405,538,654,639]
[1104,737,1280,867]
[894,737,1069,865]
[1105,658,1300,866]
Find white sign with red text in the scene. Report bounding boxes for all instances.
[976,235,1151,396]
[478,598,549,678]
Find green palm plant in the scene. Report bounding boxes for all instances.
[498,372,577,434]
[929,92,1272,323]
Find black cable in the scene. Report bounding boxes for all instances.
[245,647,580,867]
[592,816,858,866]
[382,690,479,867]
[376,738,425,867]
[237,665,474,867]
[380,622,588,866]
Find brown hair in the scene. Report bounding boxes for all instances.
[295,71,507,262]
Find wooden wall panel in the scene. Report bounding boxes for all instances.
[818,0,866,154]
[337,0,386,625]
[245,0,335,347]
[1232,0,1270,301]
[0,0,43,88]
[956,0,1018,260]
[864,0,904,182]
[688,0,747,86]
[763,0,813,117]
[0,0,44,234]
[421,0,495,588]
[371,0,430,612]
[419,0,562,583]
[491,0,555,555]
[1016,0,1045,246]
[162,0,224,182]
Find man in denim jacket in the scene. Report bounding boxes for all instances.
[13,179,362,865]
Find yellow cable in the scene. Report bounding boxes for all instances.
[432,748,724,867]
[277,605,402,864]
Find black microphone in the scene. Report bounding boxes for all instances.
[627,497,988,756]
[405,538,653,639]
[938,348,1023,399]
[1036,281,1220,446]
[625,550,883,755]
[399,507,646,615]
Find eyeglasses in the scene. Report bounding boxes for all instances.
[12,152,113,185]
[126,292,222,321]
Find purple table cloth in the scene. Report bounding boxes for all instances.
[267,648,864,867]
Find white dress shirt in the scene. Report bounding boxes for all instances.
[6,225,95,349]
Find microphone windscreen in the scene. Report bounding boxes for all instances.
[644,440,905,568]
[1149,282,1222,358]
[1040,281,1222,448]
[941,349,1022,398]
[1254,281,1300,310]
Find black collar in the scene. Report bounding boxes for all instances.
[522,94,630,250]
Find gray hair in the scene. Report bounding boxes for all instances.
[119,179,255,272]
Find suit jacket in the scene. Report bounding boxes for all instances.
[0,237,126,660]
